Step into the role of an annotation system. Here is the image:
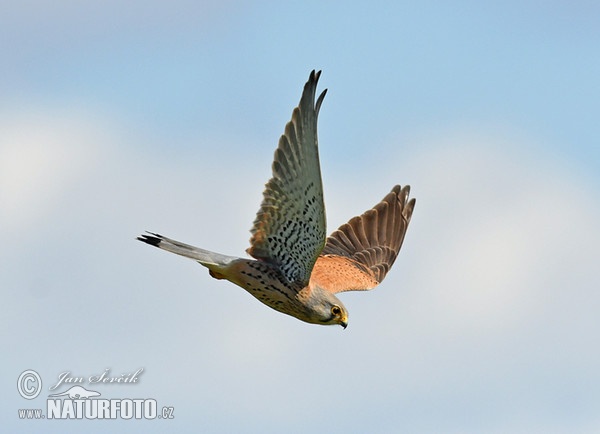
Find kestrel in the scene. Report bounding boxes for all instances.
[138,70,415,328]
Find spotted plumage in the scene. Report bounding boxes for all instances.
[138,70,416,328]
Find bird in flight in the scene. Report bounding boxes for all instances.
[138,70,415,328]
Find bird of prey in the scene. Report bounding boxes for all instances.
[138,70,415,328]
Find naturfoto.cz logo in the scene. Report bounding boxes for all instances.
[17,368,175,421]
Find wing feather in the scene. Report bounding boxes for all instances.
[247,70,328,286]
[312,185,415,293]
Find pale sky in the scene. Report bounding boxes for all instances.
[2,1,599,432]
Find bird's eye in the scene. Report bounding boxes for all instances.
[331,306,342,316]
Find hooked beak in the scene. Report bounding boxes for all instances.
[340,319,348,329]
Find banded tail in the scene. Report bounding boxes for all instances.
[137,232,240,277]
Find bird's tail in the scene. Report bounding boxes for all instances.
[137,232,240,271]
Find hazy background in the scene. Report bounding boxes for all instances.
[2,1,599,432]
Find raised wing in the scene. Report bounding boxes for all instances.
[247,70,328,286]
[311,185,415,293]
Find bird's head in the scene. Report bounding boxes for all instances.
[306,287,348,329]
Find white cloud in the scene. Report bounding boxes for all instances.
[0,108,110,233]
[392,130,599,333]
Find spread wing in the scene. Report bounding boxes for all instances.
[310,185,415,293]
[247,70,328,286]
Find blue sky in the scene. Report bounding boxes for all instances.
[2,1,600,433]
